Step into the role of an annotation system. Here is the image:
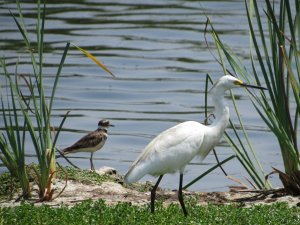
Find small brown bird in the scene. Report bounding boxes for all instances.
[61,120,114,170]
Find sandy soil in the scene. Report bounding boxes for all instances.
[1,167,299,208]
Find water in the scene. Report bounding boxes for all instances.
[0,0,286,191]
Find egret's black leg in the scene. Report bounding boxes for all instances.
[178,173,188,217]
[90,152,94,170]
[151,175,163,213]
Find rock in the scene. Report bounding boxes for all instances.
[95,166,117,175]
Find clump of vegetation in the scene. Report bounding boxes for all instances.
[56,166,117,185]
[0,0,114,201]
[0,173,20,201]
[122,180,155,193]
[55,166,155,192]
[206,0,300,192]
[0,200,299,225]
[0,165,120,201]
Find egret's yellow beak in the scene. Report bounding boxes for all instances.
[235,80,267,90]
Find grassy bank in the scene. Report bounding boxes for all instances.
[0,199,299,225]
[0,167,299,225]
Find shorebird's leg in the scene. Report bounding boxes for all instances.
[90,152,94,170]
[151,175,163,213]
[178,173,188,217]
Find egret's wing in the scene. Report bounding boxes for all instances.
[131,121,205,167]
[124,121,206,182]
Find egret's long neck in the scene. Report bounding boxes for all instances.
[210,89,230,130]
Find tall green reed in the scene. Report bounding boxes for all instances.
[246,0,299,193]
[246,0,299,174]
[0,0,114,200]
[0,0,70,199]
[206,0,299,191]
[0,59,30,198]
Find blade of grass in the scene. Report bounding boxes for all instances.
[183,155,236,189]
[49,42,70,113]
[206,15,272,189]
[71,43,116,78]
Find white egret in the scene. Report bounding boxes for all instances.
[124,75,266,216]
[61,120,114,170]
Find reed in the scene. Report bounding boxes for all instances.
[0,0,114,200]
[0,59,30,198]
[0,0,70,200]
[207,0,299,191]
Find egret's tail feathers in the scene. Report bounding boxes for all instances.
[124,166,145,184]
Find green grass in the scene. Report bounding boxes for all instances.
[0,173,20,200]
[56,166,116,185]
[0,200,299,225]
[1,167,300,224]
[56,166,154,192]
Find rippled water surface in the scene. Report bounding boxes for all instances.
[0,0,286,191]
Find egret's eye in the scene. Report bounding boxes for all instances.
[234,80,243,86]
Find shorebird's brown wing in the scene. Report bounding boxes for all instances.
[62,131,107,154]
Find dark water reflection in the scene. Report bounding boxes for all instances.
[0,0,284,191]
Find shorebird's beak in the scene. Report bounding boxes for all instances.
[109,124,115,127]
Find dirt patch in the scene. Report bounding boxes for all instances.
[1,167,300,208]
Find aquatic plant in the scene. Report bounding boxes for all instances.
[0,0,114,200]
[207,0,299,192]
[0,59,31,198]
[0,0,70,199]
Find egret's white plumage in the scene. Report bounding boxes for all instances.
[125,121,205,182]
[124,75,266,216]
